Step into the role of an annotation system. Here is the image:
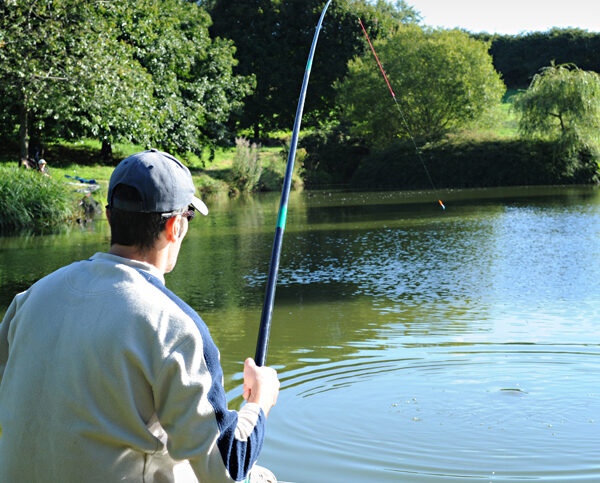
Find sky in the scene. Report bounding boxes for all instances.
[406,0,600,35]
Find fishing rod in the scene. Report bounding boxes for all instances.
[255,0,333,366]
[255,0,444,365]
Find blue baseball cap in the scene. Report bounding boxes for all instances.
[108,149,208,216]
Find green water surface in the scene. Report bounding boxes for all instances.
[1,186,599,482]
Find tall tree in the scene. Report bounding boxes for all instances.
[204,0,420,138]
[0,0,253,161]
[1,0,83,159]
[111,0,254,158]
[336,25,506,147]
[0,0,153,161]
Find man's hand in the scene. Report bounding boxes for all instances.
[242,358,280,417]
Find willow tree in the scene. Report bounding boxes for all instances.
[336,25,505,147]
[512,63,600,158]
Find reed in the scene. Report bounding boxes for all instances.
[0,167,75,233]
[230,137,262,193]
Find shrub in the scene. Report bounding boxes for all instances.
[300,127,368,188]
[229,138,262,193]
[0,167,75,233]
[195,174,228,195]
[350,135,599,189]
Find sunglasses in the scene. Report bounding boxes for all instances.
[160,204,196,223]
[181,205,196,222]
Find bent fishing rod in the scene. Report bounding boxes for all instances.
[255,0,443,366]
[255,0,334,367]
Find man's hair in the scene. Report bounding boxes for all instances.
[109,184,167,250]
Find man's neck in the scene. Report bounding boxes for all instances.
[109,244,167,274]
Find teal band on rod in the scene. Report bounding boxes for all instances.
[277,206,288,229]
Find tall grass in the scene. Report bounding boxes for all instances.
[230,137,262,193]
[0,167,75,233]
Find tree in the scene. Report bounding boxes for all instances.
[0,0,254,161]
[204,0,420,138]
[512,63,600,157]
[0,0,153,161]
[336,25,506,147]
[110,0,254,158]
[476,29,600,89]
[0,0,88,159]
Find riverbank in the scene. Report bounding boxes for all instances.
[1,121,598,230]
[0,139,298,209]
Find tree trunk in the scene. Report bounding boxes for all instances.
[253,121,260,141]
[101,139,113,164]
[19,101,29,161]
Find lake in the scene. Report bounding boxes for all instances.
[1,186,599,482]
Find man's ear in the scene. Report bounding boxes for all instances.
[164,216,180,242]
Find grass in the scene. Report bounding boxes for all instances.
[0,167,77,233]
[0,137,298,209]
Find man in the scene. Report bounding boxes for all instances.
[0,149,280,482]
[37,158,50,176]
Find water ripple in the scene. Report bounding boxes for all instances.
[258,344,600,482]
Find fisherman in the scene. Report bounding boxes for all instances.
[0,149,280,482]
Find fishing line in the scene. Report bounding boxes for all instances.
[348,4,445,210]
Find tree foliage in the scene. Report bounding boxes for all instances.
[204,0,420,137]
[475,29,600,89]
[512,63,600,157]
[336,26,506,147]
[0,1,105,157]
[109,0,254,157]
[0,0,253,161]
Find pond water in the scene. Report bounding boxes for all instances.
[1,186,599,482]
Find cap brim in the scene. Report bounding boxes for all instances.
[191,196,209,216]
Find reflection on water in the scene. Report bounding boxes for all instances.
[1,186,600,482]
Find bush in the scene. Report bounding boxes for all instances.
[195,174,228,195]
[350,135,599,189]
[229,138,262,193]
[0,167,75,233]
[300,127,368,188]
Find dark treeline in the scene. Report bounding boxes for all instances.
[474,29,600,88]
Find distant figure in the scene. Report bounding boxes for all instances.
[18,157,35,170]
[37,159,50,176]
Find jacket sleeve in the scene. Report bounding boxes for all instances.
[154,334,265,483]
[0,296,19,386]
